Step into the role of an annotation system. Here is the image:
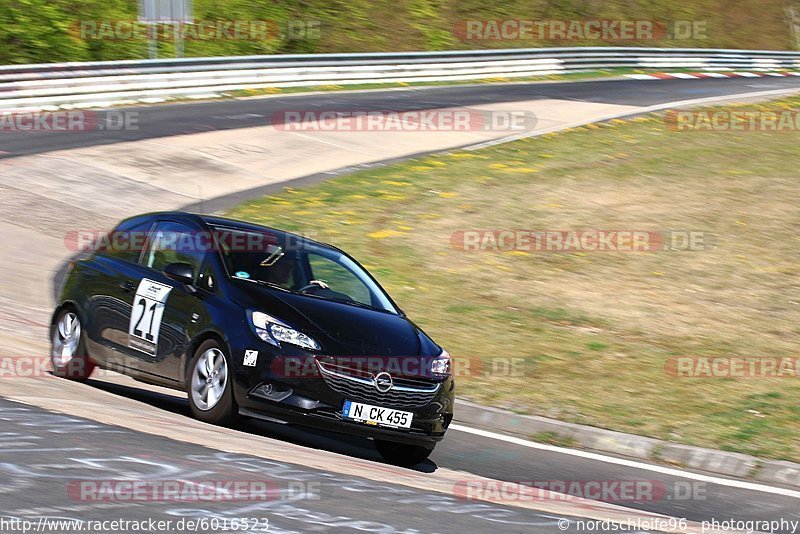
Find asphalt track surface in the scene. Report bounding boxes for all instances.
[0,397,585,534]
[80,378,800,532]
[2,76,800,159]
[3,75,800,533]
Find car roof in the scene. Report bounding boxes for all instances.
[128,211,341,253]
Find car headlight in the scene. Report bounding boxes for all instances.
[430,349,451,376]
[249,311,321,351]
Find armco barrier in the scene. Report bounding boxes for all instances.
[1,47,799,110]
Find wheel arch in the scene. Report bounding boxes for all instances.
[182,329,231,387]
[50,300,81,327]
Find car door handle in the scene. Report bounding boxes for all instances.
[120,281,136,293]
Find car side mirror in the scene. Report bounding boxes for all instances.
[164,262,195,286]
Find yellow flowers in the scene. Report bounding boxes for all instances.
[367,229,405,239]
[503,167,538,173]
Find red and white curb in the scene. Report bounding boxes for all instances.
[626,71,800,80]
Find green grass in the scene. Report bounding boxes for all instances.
[531,431,577,448]
[116,69,651,110]
[220,69,654,99]
[105,69,651,110]
[2,0,797,64]
[228,96,800,461]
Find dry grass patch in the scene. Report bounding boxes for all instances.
[229,97,800,460]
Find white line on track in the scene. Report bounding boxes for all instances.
[451,424,800,499]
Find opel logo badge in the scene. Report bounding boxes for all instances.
[373,372,393,393]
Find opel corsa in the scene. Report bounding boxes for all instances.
[51,212,454,466]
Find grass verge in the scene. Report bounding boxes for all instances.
[224,69,649,98]
[228,96,800,461]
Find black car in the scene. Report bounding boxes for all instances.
[51,211,453,466]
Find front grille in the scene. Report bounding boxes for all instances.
[316,359,440,409]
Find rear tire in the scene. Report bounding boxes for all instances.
[50,308,95,380]
[374,439,434,467]
[187,339,239,426]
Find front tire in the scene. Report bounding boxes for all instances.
[50,308,95,380]
[187,339,238,426]
[374,439,434,467]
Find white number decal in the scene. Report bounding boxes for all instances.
[243,350,258,367]
[128,279,173,356]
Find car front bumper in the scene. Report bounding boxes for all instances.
[228,332,454,447]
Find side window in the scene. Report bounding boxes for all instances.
[307,253,371,306]
[144,221,205,279]
[95,219,151,264]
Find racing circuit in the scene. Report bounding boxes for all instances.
[2,75,800,533]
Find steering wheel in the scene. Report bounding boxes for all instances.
[298,280,329,293]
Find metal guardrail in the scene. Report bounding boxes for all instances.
[1,47,799,110]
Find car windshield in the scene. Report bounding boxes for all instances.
[211,225,398,314]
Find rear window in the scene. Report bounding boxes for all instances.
[94,219,152,264]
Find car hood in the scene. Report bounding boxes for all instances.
[231,282,438,357]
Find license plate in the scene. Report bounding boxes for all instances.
[342,401,413,429]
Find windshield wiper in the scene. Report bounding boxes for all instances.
[234,277,292,293]
[236,277,394,314]
[323,296,389,313]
